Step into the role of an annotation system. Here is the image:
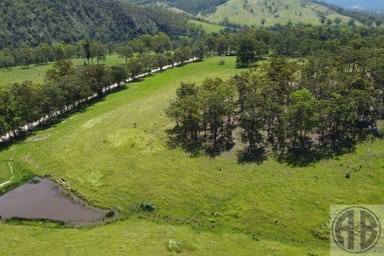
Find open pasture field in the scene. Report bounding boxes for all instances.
[189,19,226,33]
[0,57,383,255]
[0,54,125,87]
[203,0,352,26]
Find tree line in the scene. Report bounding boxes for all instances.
[0,45,197,142]
[6,21,384,70]
[0,32,204,69]
[0,60,121,140]
[203,23,384,67]
[167,47,384,163]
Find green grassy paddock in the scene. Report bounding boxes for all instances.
[204,0,352,26]
[0,54,125,87]
[189,19,226,33]
[0,57,383,255]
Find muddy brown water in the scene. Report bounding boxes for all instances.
[0,177,110,226]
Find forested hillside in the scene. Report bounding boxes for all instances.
[0,0,189,48]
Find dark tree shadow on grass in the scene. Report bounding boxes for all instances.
[166,128,235,158]
[205,136,235,158]
[237,147,267,164]
[165,128,203,158]
[166,126,378,166]
[277,138,358,167]
[277,148,329,167]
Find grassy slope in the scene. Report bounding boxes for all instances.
[189,19,226,33]
[0,57,383,255]
[203,0,352,26]
[0,54,125,87]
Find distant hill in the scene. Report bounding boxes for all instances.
[312,0,384,26]
[0,0,189,48]
[320,0,384,11]
[201,0,353,26]
[124,0,364,27]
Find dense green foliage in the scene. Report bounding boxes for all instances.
[204,23,384,60]
[0,0,190,48]
[237,52,383,157]
[168,23,384,163]
[0,31,203,69]
[166,79,236,153]
[0,61,114,139]
[167,50,384,161]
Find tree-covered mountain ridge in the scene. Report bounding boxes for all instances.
[0,0,190,49]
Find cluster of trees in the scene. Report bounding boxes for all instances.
[235,50,384,155]
[114,32,202,76]
[202,23,384,67]
[0,0,194,48]
[0,42,91,69]
[0,60,123,139]
[7,20,384,71]
[266,23,384,58]
[167,47,384,160]
[0,31,204,69]
[123,46,196,77]
[166,79,236,152]
[115,33,171,63]
[0,39,117,69]
[0,41,197,140]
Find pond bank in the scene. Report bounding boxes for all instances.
[0,177,117,227]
